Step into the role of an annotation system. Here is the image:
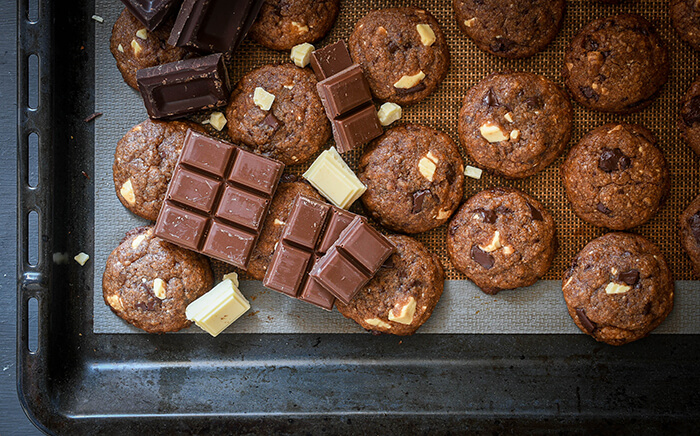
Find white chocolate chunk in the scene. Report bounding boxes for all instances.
[290,42,314,68]
[253,87,275,111]
[510,129,520,141]
[74,252,90,266]
[365,318,391,329]
[377,102,402,126]
[208,111,227,131]
[131,234,147,249]
[120,179,136,204]
[153,278,166,299]
[504,112,514,123]
[502,245,514,255]
[394,71,425,89]
[106,294,124,312]
[223,272,239,288]
[291,21,309,33]
[418,156,438,181]
[130,39,142,56]
[186,278,250,337]
[416,24,436,46]
[117,43,124,53]
[388,297,417,325]
[608,125,623,134]
[479,122,508,143]
[479,231,502,252]
[464,18,477,27]
[464,165,483,179]
[435,209,452,220]
[302,147,366,209]
[273,218,286,226]
[136,28,148,40]
[605,282,631,295]
[92,15,104,23]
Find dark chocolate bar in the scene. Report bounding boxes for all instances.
[120,0,180,31]
[136,53,230,119]
[310,40,354,81]
[154,130,284,269]
[331,105,383,153]
[168,0,261,53]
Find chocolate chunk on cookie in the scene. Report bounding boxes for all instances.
[249,0,340,51]
[454,0,565,59]
[358,124,465,234]
[110,8,187,90]
[562,232,674,346]
[671,0,700,51]
[561,123,669,230]
[349,7,450,105]
[336,235,444,336]
[679,76,700,156]
[103,226,213,333]
[458,71,573,178]
[680,194,700,277]
[562,14,669,114]
[113,119,204,221]
[226,63,331,166]
[247,180,325,280]
[446,188,557,294]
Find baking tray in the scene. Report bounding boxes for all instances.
[17,0,700,433]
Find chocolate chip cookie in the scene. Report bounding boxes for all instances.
[561,123,669,230]
[113,119,203,221]
[562,14,670,114]
[562,232,674,346]
[336,235,445,336]
[247,179,325,280]
[103,226,214,333]
[453,0,565,59]
[249,0,340,51]
[680,195,700,276]
[679,76,700,156]
[446,188,557,295]
[110,8,187,90]
[671,0,700,51]
[349,7,450,105]
[458,71,573,178]
[358,124,465,234]
[226,63,331,166]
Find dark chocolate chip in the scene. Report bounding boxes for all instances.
[495,205,512,215]
[688,211,700,244]
[474,208,497,224]
[412,189,431,214]
[583,36,599,51]
[381,256,395,269]
[579,86,599,101]
[470,244,494,270]
[682,96,700,127]
[135,299,157,312]
[483,89,498,107]
[597,203,612,215]
[525,96,543,110]
[619,155,631,170]
[527,202,543,221]
[263,112,281,132]
[449,223,459,236]
[396,82,427,95]
[387,40,400,54]
[575,308,596,333]
[490,38,515,53]
[280,173,299,183]
[598,147,630,172]
[617,269,640,286]
[643,301,652,315]
[446,165,456,185]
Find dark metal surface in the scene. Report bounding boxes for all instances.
[14,1,700,434]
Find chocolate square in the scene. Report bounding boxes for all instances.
[317,65,373,120]
[331,105,383,153]
[281,196,330,249]
[310,41,354,81]
[263,244,313,297]
[168,167,221,213]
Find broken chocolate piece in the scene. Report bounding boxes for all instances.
[310,41,354,81]
[579,86,599,101]
[483,89,498,107]
[471,244,494,270]
[120,0,180,31]
[475,208,497,224]
[596,203,612,215]
[412,189,430,214]
[263,112,280,131]
[618,269,640,286]
[395,82,427,95]
[527,203,543,221]
[598,147,630,172]
[576,308,596,333]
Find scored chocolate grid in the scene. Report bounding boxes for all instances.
[200,0,700,281]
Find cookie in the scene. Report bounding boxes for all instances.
[247,179,325,280]
[226,63,331,166]
[671,0,700,51]
[336,235,445,336]
[679,76,700,156]
[110,8,187,90]
[348,7,450,105]
[561,123,669,230]
[453,0,565,59]
[113,119,203,221]
[249,0,340,51]
[358,124,465,234]
[446,188,557,294]
[679,195,700,277]
[562,232,674,346]
[458,71,573,178]
[562,14,669,114]
[103,226,214,333]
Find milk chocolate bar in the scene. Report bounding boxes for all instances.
[310,40,354,81]
[154,130,284,269]
[331,105,383,153]
[120,0,180,31]
[136,53,230,119]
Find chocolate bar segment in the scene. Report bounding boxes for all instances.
[281,197,330,249]
[317,65,374,120]
[264,244,312,297]
[310,41,354,81]
[335,217,395,273]
[154,130,284,269]
[136,53,230,119]
[120,0,180,31]
[317,208,355,253]
[332,105,383,153]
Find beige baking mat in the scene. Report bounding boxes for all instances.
[93,0,700,334]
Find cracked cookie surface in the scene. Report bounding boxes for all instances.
[562,232,673,346]
[358,124,464,234]
[446,187,557,294]
[103,226,213,333]
[561,123,669,230]
[349,7,450,105]
[562,14,669,114]
[458,71,573,178]
[679,76,700,156]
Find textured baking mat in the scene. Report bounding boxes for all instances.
[93,0,700,334]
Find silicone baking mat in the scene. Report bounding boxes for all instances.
[93,0,700,334]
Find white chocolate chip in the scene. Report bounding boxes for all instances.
[117,43,124,53]
[510,129,520,141]
[74,252,90,266]
[130,39,142,56]
[502,245,514,255]
[106,294,124,311]
[253,87,275,111]
[120,179,136,205]
[273,218,285,226]
[377,102,402,126]
[291,21,309,33]
[131,234,147,249]
[92,15,104,23]
[416,24,436,46]
[464,18,477,28]
[394,71,425,89]
[136,28,148,40]
[464,165,483,179]
[608,125,623,134]
[504,112,514,123]
[605,282,631,295]
[435,209,452,220]
[290,42,314,68]
[365,318,391,329]
[479,122,508,143]
[284,84,294,89]
[223,271,239,288]
[153,278,166,299]
[479,231,502,253]
[388,297,417,325]
[611,267,618,275]
[208,111,227,131]
[418,155,438,181]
